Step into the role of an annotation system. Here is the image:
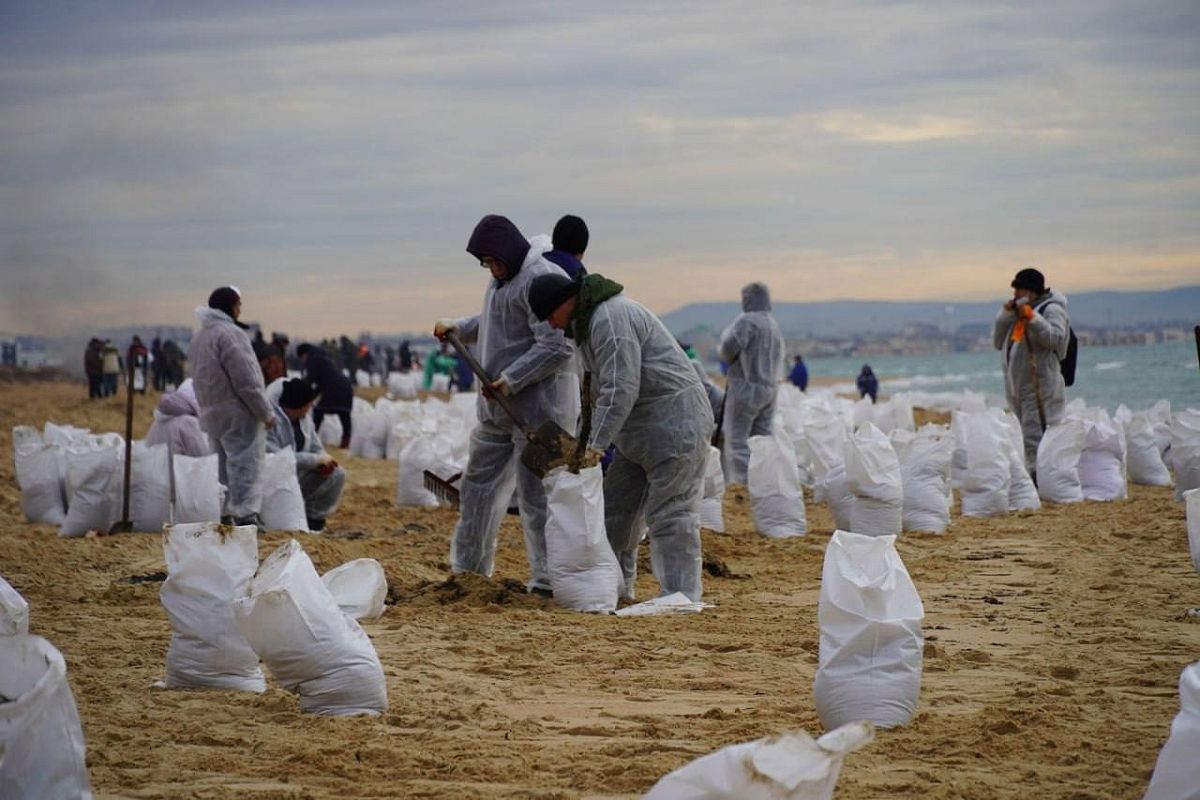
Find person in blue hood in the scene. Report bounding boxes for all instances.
[789,355,809,392]
[433,215,578,594]
[542,214,588,280]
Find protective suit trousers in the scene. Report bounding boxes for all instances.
[1012,391,1064,474]
[604,429,708,602]
[449,420,550,591]
[202,408,265,519]
[298,465,346,522]
[723,380,776,485]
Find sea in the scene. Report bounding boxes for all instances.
[801,341,1200,414]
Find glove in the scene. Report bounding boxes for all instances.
[1018,303,1035,321]
[481,377,511,400]
[317,455,337,477]
[433,319,458,341]
[263,416,276,430]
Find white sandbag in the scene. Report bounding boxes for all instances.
[431,373,451,393]
[699,445,726,533]
[321,559,387,620]
[794,402,846,494]
[233,539,388,715]
[1144,660,1200,800]
[317,414,343,448]
[1148,399,1173,460]
[12,426,66,526]
[1171,409,1200,500]
[59,444,122,537]
[890,427,952,534]
[543,465,620,613]
[748,435,806,538]
[845,424,902,536]
[994,411,1040,512]
[643,720,874,800]
[172,453,223,524]
[1186,489,1200,576]
[1124,412,1172,487]
[1036,420,1086,504]
[1,574,29,636]
[1078,413,1127,501]
[958,411,1010,518]
[0,635,93,799]
[349,397,387,459]
[160,522,265,692]
[260,448,309,532]
[819,463,854,532]
[386,371,418,399]
[355,369,370,386]
[396,435,452,507]
[130,441,171,532]
[814,530,923,730]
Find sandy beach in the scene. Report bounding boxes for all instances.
[2,378,1198,799]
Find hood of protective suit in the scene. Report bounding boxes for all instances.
[466,215,531,284]
[741,282,772,312]
[195,305,236,328]
[157,379,200,417]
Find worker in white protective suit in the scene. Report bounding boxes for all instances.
[433,215,578,594]
[528,271,713,601]
[190,286,275,530]
[717,282,785,485]
[266,378,346,532]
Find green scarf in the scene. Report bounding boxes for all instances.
[569,273,624,346]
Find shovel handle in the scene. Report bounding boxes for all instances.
[443,331,533,437]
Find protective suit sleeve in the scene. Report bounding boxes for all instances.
[222,333,273,422]
[992,309,1015,350]
[1026,303,1070,359]
[497,309,574,396]
[585,304,641,452]
[718,316,747,364]
[455,314,480,345]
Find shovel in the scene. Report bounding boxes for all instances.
[443,331,579,479]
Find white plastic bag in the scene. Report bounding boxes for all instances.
[386,372,418,399]
[1,574,29,636]
[233,540,388,715]
[891,427,952,534]
[699,446,726,533]
[819,464,854,532]
[160,522,265,692]
[321,559,387,620]
[814,530,924,730]
[1186,488,1200,576]
[260,448,309,532]
[614,591,711,617]
[172,453,223,524]
[431,373,451,393]
[643,721,874,800]
[748,435,806,538]
[1078,413,1127,501]
[59,444,122,537]
[12,426,66,526]
[317,414,343,448]
[1171,409,1200,500]
[958,412,1010,518]
[1036,420,1086,504]
[1124,412,1172,487]
[0,635,93,799]
[543,466,620,613]
[349,398,387,459]
[845,424,902,536]
[1144,660,1200,800]
[130,441,171,532]
[396,435,454,507]
[994,412,1040,512]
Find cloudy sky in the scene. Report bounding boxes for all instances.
[2,1,1197,338]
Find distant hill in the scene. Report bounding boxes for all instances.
[661,285,1200,337]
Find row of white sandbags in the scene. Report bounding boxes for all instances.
[161,523,387,715]
[343,393,476,460]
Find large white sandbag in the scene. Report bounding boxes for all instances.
[814,530,924,730]
[748,435,806,538]
[643,721,874,800]
[130,441,171,532]
[386,371,418,399]
[1124,412,1172,487]
[160,522,265,692]
[1,574,29,636]
[543,466,620,613]
[321,559,387,620]
[260,448,309,532]
[1144,660,1200,800]
[1078,413,1127,501]
[699,445,726,533]
[993,411,1040,512]
[396,435,452,507]
[1186,489,1200,576]
[317,414,343,448]
[1148,399,1173,460]
[819,464,854,532]
[234,539,387,715]
[1036,420,1086,504]
[795,403,846,495]
[59,444,122,537]
[0,635,93,799]
[845,424,902,536]
[958,412,1010,518]
[172,453,223,523]
[1171,409,1200,500]
[430,373,451,393]
[349,397,387,459]
[891,427,952,533]
[12,426,66,526]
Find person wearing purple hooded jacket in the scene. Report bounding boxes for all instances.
[433,215,578,594]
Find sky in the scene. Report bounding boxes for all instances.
[1,0,1198,339]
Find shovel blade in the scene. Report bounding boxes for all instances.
[520,420,580,478]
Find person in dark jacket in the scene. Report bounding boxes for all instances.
[84,338,104,399]
[856,365,879,403]
[789,355,809,391]
[297,343,354,448]
[542,214,588,279]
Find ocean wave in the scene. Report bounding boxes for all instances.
[1094,361,1126,371]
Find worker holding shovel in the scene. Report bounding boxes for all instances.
[433,215,578,595]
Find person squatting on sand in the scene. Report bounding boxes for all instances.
[717,282,786,485]
[144,379,212,457]
[993,267,1072,475]
[266,378,346,532]
[528,270,713,601]
[191,285,275,531]
[433,214,579,594]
